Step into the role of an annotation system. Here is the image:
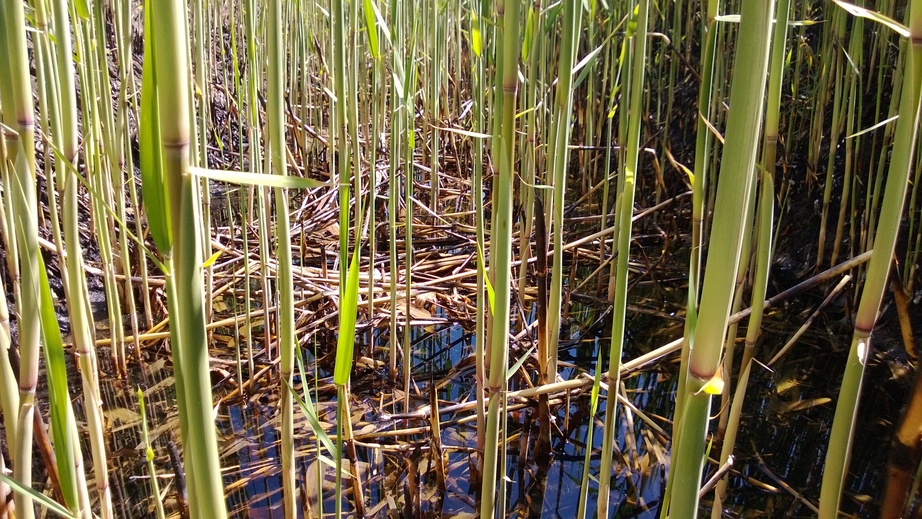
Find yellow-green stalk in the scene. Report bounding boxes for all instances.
[819,2,922,515]
[267,0,298,515]
[0,1,41,516]
[150,0,228,515]
[711,5,792,513]
[668,0,775,515]
[480,0,519,515]
[599,1,648,515]
[546,0,582,381]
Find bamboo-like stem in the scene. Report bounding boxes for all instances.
[0,1,40,516]
[599,0,648,515]
[151,1,228,515]
[267,0,297,515]
[470,0,488,479]
[668,0,775,515]
[480,0,519,514]
[546,0,582,381]
[672,0,719,449]
[49,0,114,511]
[711,3,791,512]
[819,1,922,515]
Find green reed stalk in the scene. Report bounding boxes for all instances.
[470,0,489,468]
[673,0,719,451]
[150,1,228,515]
[332,0,356,513]
[516,1,535,302]
[365,0,384,353]
[668,1,775,515]
[816,8,846,269]
[388,0,402,383]
[86,0,129,378]
[114,0,144,374]
[267,0,297,515]
[0,1,41,516]
[36,260,80,515]
[711,3,791,514]
[599,2,647,515]
[46,0,114,513]
[546,0,582,381]
[480,0,519,515]
[243,0,262,383]
[191,0,214,327]
[819,3,922,515]
[0,268,17,484]
[333,0,351,286]
[830,14,863,267]
[402,9,418,411]
[428,0,442,218]
[138,388,166,519]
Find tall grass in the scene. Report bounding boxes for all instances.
[0,1,919,518]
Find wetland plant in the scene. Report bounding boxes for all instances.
[0,0,921,518]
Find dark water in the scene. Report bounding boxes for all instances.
[81,279,911,519]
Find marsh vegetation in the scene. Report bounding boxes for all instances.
[1,0,922,518]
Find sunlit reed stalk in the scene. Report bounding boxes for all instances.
[469,0,489,474]
[862,4,906,276]
[0,223,15,512]
[0,1,41,516]
[516,2,537,303]
[427,0,442,219]
[114,0,145,377]
[819,2,922,515]
[668,1,775,515]
[599,1,647,515]
[402,9,418,412]
[43,0,114,513]
[243,0,260,386]
[672,0,719,449]
[546,0,582,381]
[191,0,215,328]
[331,0,359,514]
[138,388,166,519]
[711,4,791,513]
[576,351,603,519]
[36,259,82,515]
[480,0,519,515]
[666,7,720,511]
[266,0,298,515]
[149,0,228,515]
[364,0,384,362]
[388,0,404,384]
[597,8,622,294]
[86,0,130,379]
[0,263,17,504]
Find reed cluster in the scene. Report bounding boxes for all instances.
[0,0,921,518]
